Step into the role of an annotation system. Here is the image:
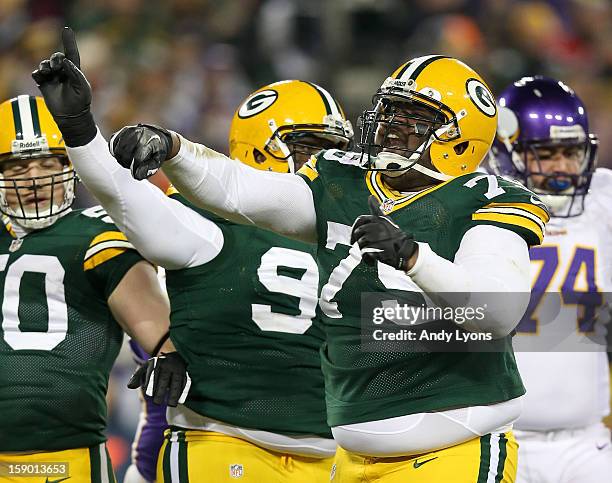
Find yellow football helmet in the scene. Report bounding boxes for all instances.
[0,95,77,229]
[229,80,353,173]
[359,55,498,180]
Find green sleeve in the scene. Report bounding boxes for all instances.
[82,224,146,298]
[296,154,325,203]
[461,174,550,247]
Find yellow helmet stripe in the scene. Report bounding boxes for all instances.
[394,55,449,82]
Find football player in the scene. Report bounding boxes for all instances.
[33,29,353,483]
[0,95,173,482]
[123,340,169,483]
[106,52,547,481]
[489,75,612,483]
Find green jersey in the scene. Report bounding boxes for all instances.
[297,149,549,426]
[0,207,144,451]
[166,193,330,437]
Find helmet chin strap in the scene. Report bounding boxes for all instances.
[376,151,452,181]
[411,162,452,181]
[268,119,296,173]
[376,136,451,181]
[381,160,452,181]
[374,133,435,174]
[11,206,62,231]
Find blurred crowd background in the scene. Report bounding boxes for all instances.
[1,0,610,479]
[2,0,610,163]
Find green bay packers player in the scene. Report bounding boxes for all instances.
[33,29,353,483]
[109,54,550,482]
[36,29,550,481]
[0,96,172,483]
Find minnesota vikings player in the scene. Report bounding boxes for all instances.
[123,340,168,483]
[489,75,612,483]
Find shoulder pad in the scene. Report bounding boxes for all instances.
[460,173,542,203]
[585,168,612,219]
[460,173,550,245]
[589,167,612,194]
[79,205,116,225]
[82,209,136,271]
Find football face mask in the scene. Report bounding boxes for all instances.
[278,130,352,171]
[358,55,497,182]
[360,98,452,177]
[490,76,598,217]
[229,80,353,173]
[522,142,588,191]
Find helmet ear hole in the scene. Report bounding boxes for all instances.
[454,141,469,155]
[253,148,266,164]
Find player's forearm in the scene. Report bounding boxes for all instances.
[124,320,177,357]
[163,134,318,243]
[408,225,531,337]
[67,130,224,269]
[108,260,171,355]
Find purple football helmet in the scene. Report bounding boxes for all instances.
[489,76,598,217]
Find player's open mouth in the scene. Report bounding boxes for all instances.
[23,195,49,206]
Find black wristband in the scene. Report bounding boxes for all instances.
[56,110,97,147]
[398,238,418,271]
[151,331,171,357]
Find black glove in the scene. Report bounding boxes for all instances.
[109,124,174,180]
[127,352,191,407]
[31,27,96,147]
[350,195,418,270]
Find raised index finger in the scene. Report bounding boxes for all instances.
[62,27,80,69]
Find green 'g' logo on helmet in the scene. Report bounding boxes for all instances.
[466,78,496,117]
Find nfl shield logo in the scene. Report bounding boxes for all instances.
[229,464,243,478]
[381,198,395,214]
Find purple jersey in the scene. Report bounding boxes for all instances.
[129,340,168,482]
